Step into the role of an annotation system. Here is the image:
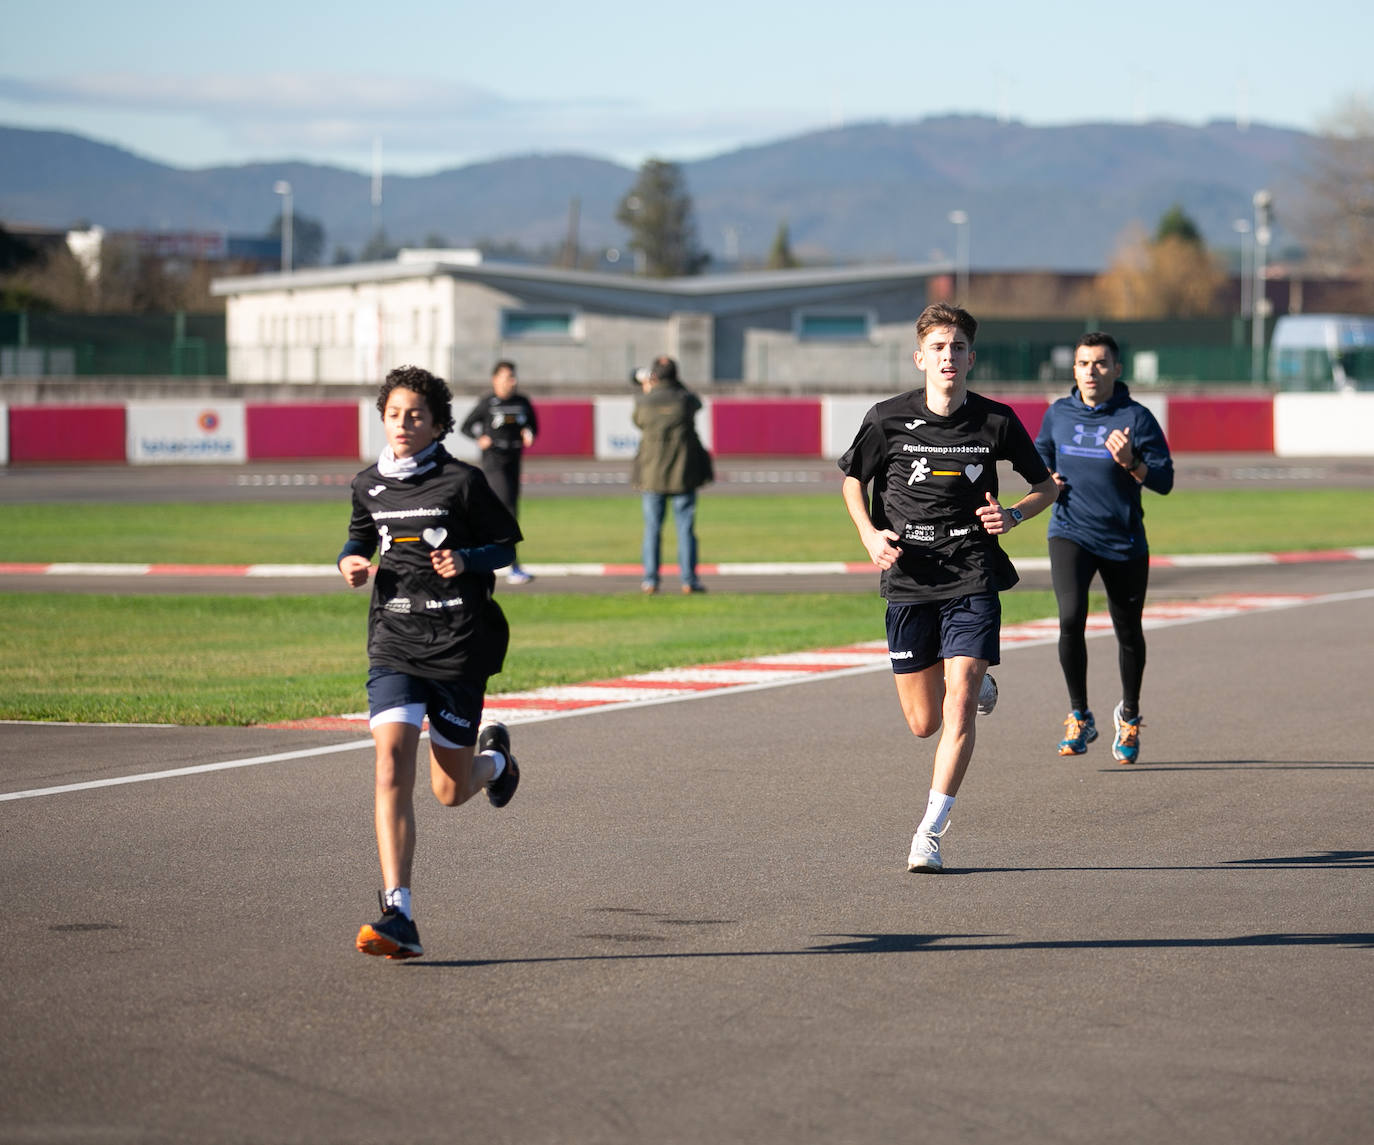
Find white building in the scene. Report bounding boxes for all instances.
[210,254,948,389]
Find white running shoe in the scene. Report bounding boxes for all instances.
[907,823,949,873]
[506,567,533,586]
[977,672,998,715]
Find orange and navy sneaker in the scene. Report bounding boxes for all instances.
[1111,702,1143,764]
[1058,710,1098,756]
[356,894,422,960]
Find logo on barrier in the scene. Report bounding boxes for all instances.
[198,410,220,432]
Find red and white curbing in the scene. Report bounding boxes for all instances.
[267,591,1332,732]
[3,549,1372,580]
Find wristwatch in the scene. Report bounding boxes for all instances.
[1008,506,1024,526]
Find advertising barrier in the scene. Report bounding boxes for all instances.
[1,394,1370,463]
[126,401,246,463]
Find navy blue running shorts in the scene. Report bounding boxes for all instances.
[885,592,1001,674]
[366,666,485,749]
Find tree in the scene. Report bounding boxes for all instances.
[1094,208,1227,318]
[1301,95,1374,290]
[360,229,398,262]
[1154,204,1203,246]
[767,221,799,270]
[615,159,710,277]
[267,212,326,268]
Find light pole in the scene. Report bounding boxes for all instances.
[1251,189,1272,381]
[948,210,969,302]
[1232,218,1251,319]
[274,180,293,273]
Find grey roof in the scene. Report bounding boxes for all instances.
[211,257,951,317]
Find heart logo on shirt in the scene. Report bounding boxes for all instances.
[422,527,448,548]
[964,464,984,482]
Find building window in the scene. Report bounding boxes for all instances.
[796,311,873,340]
[502,309,579,340]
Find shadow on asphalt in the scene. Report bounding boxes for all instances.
[401,928,1374,968]
[1097,760,1374,772]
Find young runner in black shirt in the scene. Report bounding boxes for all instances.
[460,360,538,584]
[339,365,524,959]
[839,304,1057,873]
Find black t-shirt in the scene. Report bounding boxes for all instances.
[460,393,538,453]
[346,447,523,680]
[837,389,1050,602]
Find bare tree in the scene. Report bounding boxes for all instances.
[1300,95,1374,293]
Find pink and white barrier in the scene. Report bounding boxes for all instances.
[0,393,1368,464]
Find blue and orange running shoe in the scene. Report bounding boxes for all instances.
[1057,710,1098,756]
[1112,702,1143,764]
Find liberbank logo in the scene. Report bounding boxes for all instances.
[136,408,238,457]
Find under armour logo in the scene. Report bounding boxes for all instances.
[1072,424,1108,448]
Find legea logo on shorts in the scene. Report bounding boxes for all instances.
[438,708,472,729]
[889,650,914,660]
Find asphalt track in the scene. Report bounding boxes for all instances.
[2,458,1372,1143]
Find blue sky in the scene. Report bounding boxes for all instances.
[2,0,1371,174]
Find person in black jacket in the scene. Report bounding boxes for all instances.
[461,360,538,584]
[339,365,524,960]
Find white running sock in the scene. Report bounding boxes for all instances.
[481,750,506,781]
[384,887,412,919]
[918,790,956,835]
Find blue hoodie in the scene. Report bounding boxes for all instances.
[1034,382,1174,560]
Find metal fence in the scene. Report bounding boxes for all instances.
[10,309,1362,387]
[0,311,227,378]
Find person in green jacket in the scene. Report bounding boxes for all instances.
[631,356,714,594]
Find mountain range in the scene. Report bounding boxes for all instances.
[0,117,1313,271]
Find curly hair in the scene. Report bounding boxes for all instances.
[376,365,454,437]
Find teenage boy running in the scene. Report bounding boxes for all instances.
[839,303,1057,873]
[340,365,524,959]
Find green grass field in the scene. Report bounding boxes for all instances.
[2,488,1371,565]
[1,488,1368,725]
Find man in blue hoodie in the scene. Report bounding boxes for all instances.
[1035,332,1174,763]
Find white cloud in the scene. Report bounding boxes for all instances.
[0,71,820,170]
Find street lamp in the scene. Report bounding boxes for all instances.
[274,180,293,273]
[1232,218,1251,319]
[948,210,969,302]
[1251,189,1272,381]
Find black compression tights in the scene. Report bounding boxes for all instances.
[1048,535,1150,720]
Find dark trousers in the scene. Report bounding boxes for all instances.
[482,451,523,563]
[1048,535,1150,718]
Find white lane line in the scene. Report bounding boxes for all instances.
[5,588,1372,804]
[0,739,375,803]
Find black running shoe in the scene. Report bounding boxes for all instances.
[480,721,520,808]
[356,893,422,960]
